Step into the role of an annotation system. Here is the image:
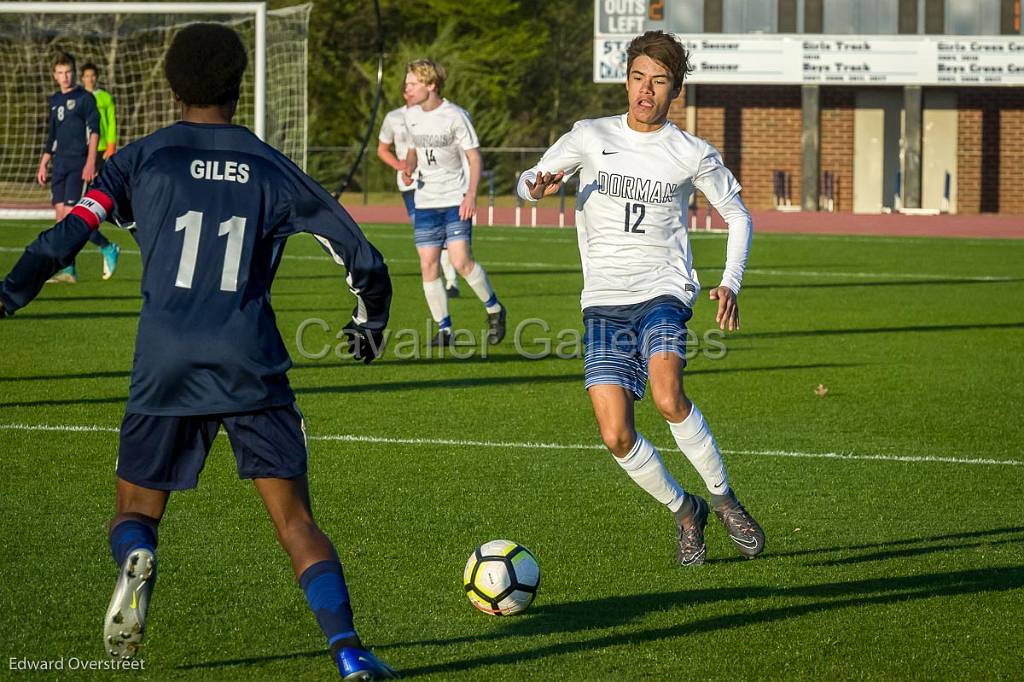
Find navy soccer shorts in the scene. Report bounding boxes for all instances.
[50,157,87,206]
[412,205,471,248]
[583,295,694,401]
[116,403,308,490]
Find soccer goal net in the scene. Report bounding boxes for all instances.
[0,2,310,217]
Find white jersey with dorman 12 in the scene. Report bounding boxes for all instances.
[378,106,414,193]
[517,114,752,310]
[403,99,479,209]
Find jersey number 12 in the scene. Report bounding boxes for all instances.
[174,210,246,292]
[624,202,646,233]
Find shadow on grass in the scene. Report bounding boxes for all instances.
[701,527,1024,568]
[176,564,1024,675]
[0,362,858,407]
[744,277,1024,291]
[743,321,1024,340]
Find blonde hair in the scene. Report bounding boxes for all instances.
[406,59,446,96]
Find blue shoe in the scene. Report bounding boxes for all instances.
[337,647,399,680]
[101,243,120,280]
[47,264,77,284]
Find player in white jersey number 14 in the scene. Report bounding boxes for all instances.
[401,60,506,349]
[517,31,765,566]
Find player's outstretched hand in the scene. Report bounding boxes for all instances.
[525,171,565,200]
[709,286,739,333]
[341,321,385,364]
[0,301,10,319]
[104,145,116,160]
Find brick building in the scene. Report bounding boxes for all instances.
[656,0,1024,214]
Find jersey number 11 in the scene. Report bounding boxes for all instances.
[174,210,247,292]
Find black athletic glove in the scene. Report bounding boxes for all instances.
[341,321,385,365]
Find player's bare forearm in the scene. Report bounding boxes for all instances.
[376,142,404,172]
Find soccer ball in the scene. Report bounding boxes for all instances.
[463,539,540,616]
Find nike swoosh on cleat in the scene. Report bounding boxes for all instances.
[601,150,619,155]
[731,534,760,549]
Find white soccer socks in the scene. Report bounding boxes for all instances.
[422,278,450,327]
[614,434,687,514]
[668,404,731,496]
[440,249,458,288]
[465,263,502,313]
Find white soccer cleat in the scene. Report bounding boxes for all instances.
[103,548,155,659]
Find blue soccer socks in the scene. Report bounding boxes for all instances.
[299,560,359,654]
[109,520,157,568]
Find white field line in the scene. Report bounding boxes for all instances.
[0,422,1020,468]
[0,246,1012,281]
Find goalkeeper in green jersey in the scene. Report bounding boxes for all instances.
[80,63,116,170]
[78,62,120,280]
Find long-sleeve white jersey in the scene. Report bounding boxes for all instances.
[403,99,479,209]
[378,106,415,193]
[517,114,752,310]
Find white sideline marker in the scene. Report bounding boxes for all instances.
[0,423,1020,468]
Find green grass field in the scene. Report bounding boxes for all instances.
[1,220,1022,680]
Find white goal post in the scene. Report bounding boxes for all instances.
[0,1,310,218]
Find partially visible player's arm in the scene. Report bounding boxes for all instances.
[376,142,405,172]
[83,133,99,182]
[376,117,404,171]
[37,152,51,186]
[82,96,100,181]
[516,124,585,202]
[38,105,56,185]
[277,169,392,332]
[0,190,114,314]
[693,141,751,332]
[459,148,482,221]
[402,148,417,186]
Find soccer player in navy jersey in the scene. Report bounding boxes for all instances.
[38,52,119,283]
[1,25,397,680]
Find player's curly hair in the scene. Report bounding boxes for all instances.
[164,23,247,106]
[626,31,693,90]
[81,62,99,76]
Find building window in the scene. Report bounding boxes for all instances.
[723,0,777,33]
[668,0,703,33]
[822,0,899,34]
[945,0,1001,35]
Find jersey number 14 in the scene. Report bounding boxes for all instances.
[174,210,246,292]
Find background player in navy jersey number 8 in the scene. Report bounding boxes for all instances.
[518,31,765,567]
[38,52,120,283]
[1,24,397,680]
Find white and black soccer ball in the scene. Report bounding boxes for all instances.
[463,539,540,616]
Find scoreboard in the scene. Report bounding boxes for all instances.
[594,0,1024,86]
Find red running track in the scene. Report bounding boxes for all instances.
[343,204,1024,239]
